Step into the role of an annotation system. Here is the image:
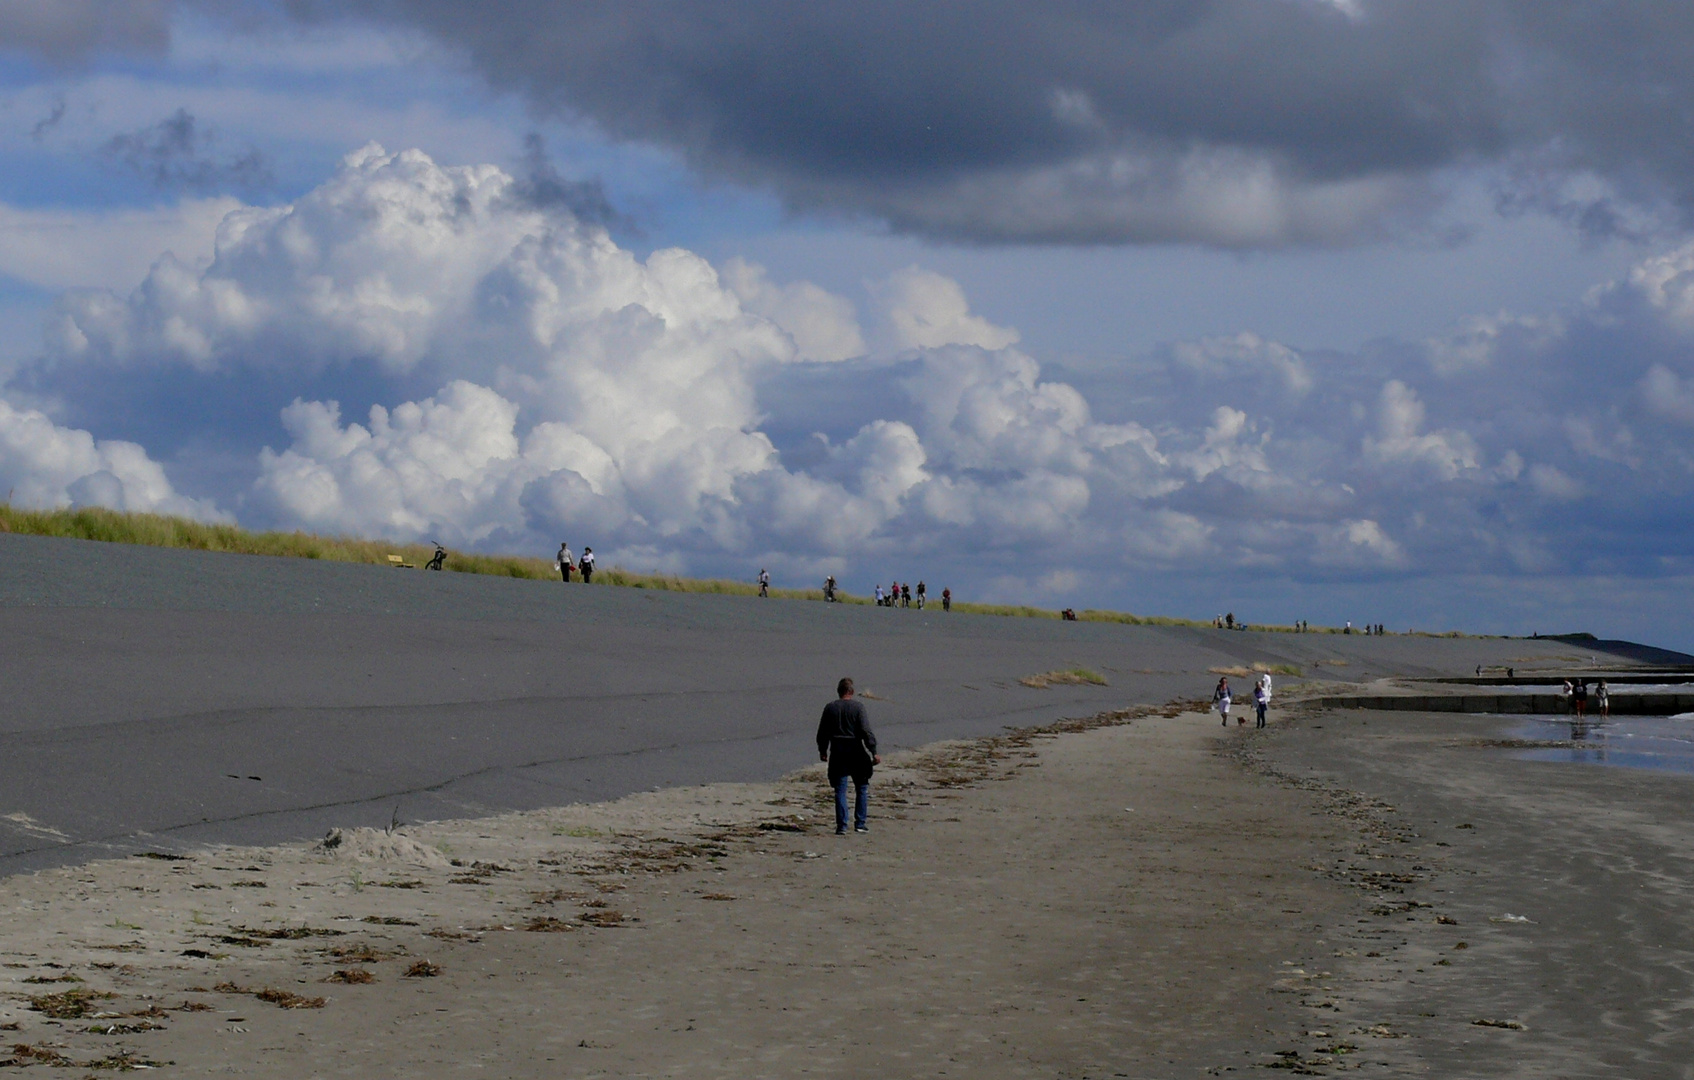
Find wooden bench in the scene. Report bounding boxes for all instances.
[387,554,416,569]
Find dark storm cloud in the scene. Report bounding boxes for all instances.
[101,108,273,194]
[307,0,1694,248]
[503,133,634,232]
[0,0,172,61]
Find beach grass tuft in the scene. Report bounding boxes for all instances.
[1019,667,1109,689]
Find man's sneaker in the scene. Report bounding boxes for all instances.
[854,826,869,833]
[835,828,847,835]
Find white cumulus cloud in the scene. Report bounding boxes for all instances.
[0,397,223,520]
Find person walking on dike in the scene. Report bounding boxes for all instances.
[1596,679,1610,718]
[816,677,880,835]
[942,587,951,612]
[901,582,911,608]
[874,583,884,606]
[1254,678,1269,729]
[916,580,926,608]
[557,542,574,583]
[758,568,770,598]
[1214,677,1232,727]
[824,575,837,602]
[579,547,595,583]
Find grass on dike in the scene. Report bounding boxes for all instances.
[0,504,1470,635]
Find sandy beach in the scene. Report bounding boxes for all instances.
[0,694,1685,1077]
[0,702,1367,1078]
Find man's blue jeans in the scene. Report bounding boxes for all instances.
[833,774,868,832]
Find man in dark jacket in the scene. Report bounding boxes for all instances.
[816,677,880,834]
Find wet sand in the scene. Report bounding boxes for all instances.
[1247,703,1694,1078]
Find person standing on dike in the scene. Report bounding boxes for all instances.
[916,580,926,608]
[941,587,951,611]
[816,677,880,834]
[557,542,573,583]
[1214,677,1232,727]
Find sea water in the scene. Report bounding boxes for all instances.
[1510,714,1694,775]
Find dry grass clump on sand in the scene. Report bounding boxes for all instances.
[1208,662,1304,678]
[1018,668,1109,689]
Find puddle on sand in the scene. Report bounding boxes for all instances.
[1508,715,1694,776]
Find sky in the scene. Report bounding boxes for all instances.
[3,1,1694,647]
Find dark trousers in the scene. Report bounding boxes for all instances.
[582,567,592,583]
[833,774,869,832]
[1256,701,1267,728]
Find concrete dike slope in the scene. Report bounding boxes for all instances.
[2,528,1690,875]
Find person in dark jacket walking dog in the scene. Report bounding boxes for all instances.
[816,677,880,834]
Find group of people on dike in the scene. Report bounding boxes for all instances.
[1212,615,1384,634]
[1213,671,1274,729]
[755,571,955,610]
[554,542,596,583]
[874,580,929,608]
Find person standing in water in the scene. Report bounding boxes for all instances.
[1214,677,1232,727]
[1596,680,1610,718]
[1573,678,1588,720]
[816,677,880,835]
